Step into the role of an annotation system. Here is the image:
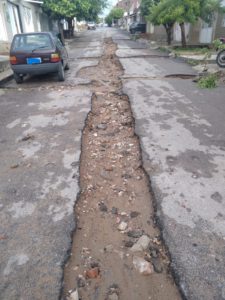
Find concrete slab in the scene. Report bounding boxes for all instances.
[116,48,168,58]
[120,57,196,78]
[0,88,92,299]
[77,48,103,58]
[116,40,147,49]
[72,41,102,48]
[122,77,225,300]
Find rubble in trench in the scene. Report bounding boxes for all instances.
[63,39,181,300]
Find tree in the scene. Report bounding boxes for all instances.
[105,7,124,26]
[42,0,108,37]
[149,0,223,47]
[148,0,177,45]
[140,0,160,17]
[85,0,108,22]
[200,0,224,25]
[170,0,200,47]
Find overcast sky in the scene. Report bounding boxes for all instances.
[102,0,118,17]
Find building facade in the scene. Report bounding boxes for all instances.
[0,0,51,53]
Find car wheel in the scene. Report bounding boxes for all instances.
[58,63,65,81]
[13,72,23,84]
[65,61,70,70]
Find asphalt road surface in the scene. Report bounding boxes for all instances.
[0,28,225,300]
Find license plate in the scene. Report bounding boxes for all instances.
[27,57,41,64]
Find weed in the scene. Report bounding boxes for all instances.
[187,59,199,66]
[213,39,225,51]
[198,74,218,89]
[173,47,210,56]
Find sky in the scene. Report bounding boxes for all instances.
[101,0,118,17]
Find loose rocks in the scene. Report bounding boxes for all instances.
[85,267,100,279]
[130,235,150,252]
[133,256,154,275]
[118,221,128,231]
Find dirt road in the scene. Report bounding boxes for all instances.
[63,38,181,300]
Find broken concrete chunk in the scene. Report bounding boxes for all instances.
[68,289,79,300]
[108,293,119,300]
[151,257,163,273]
[77,275,86,287]
[133,256,154,275]
[130,235,150,252]
[127,230,144,238]
[118,221,128,231]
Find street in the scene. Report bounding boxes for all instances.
[0,27,225,300]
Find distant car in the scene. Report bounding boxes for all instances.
[9,32,69,83]
[87,22,96,30]
[129,22,146,34]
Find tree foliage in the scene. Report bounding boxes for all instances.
[200,0,224,24]
[148,0,177,45]
[140,0,160,17]
[43,0,107,21]
[105,7,124,26]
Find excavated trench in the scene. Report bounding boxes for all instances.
[63,38,181,300]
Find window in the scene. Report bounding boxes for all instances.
[12,34,53,51]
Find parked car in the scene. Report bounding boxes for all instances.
[9,32,69,83]
[129,22,146,34]
[87,22,96,30]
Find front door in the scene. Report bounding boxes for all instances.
[7,1,22,36]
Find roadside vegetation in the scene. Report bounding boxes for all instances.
[141,0,223,47]
[105,7,124,26]
[198,73,218,88]
[42,0,108,37]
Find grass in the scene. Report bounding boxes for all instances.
[173,47,211,56]
[187,59,199,66]
[198,74,218,89]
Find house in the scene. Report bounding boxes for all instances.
[0,0,52,54]
[116,0,143,30]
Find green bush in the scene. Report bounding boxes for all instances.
[198,74,218,89]
[212,39,225,51]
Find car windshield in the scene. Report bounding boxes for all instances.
[12,34,53,52]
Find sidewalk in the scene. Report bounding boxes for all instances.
[0,55,13,85]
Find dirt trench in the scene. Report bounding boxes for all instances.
[63,38,181,300]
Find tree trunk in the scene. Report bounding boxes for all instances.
[164,24,173,45]
[67,17,74,38]
[179,22,186,48]
[57,20,65,45]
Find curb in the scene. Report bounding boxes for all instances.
[0,71,13,87]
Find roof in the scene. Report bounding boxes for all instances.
[23,0,43,4]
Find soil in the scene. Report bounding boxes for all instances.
[63,38,181,300]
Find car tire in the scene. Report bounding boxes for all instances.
[65,61,70,70]
[58,63,65,81]
[13,72,23,84]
